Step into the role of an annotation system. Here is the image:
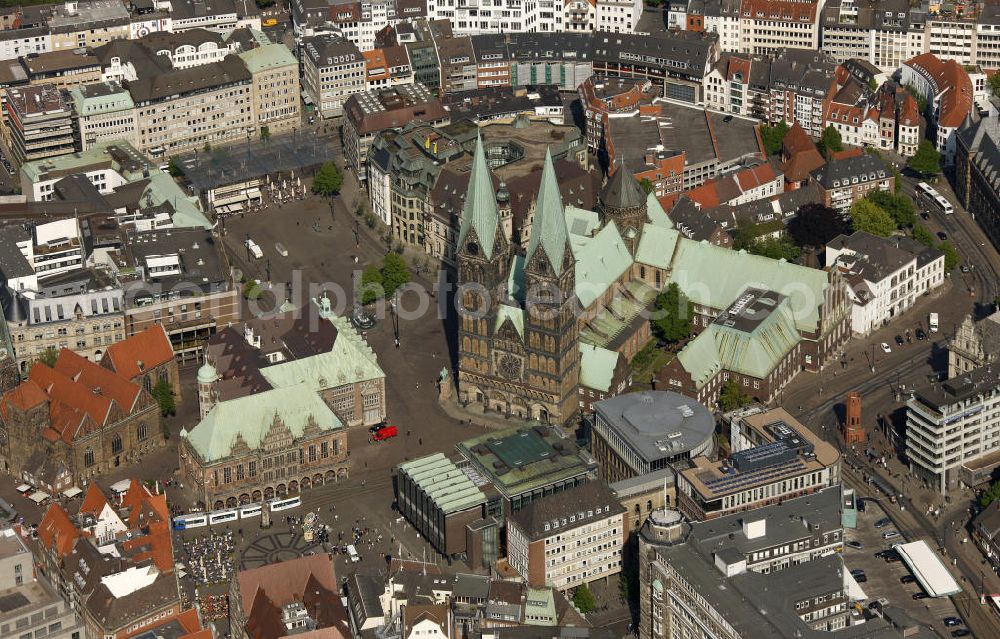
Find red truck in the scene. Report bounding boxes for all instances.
[371,425,398,441]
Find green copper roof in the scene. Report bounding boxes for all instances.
[238,42,296,74]
[260,312,385,390]
[525,148,570,275]
[456,134,500,259]
[668,244,828,333]
[398,453,486,514]
[677,295,801,389]
[495,304,524,337]
[564,205,601,237]
[645,191,673,229]
[185,383,343,462]
[634,224,681,269]
[578,343,619,393]
[569,221,633,309]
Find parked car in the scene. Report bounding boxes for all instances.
[900,575,916,584]
[882,530,900,540]
[874,517,892,528]
[855,574,868,583]
[938,231,948,240]
[912,592,928,600]
[881,342,892,353]
[916,328,927,341]
[943,617,963,627]
[952,630,970,637]
[846,540,864,550]
[850,568,865,576]
[371,424,398,442]
[895,334,905,346]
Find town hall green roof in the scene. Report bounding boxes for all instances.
[184,383,343,462]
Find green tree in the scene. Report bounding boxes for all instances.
[907,140,942,177]
[866,190,916,228]
[981,479,1000,507]
[381,252,411,297]
[819,125,844,158]
[991,73,1000,98]
[760,121,790,156]
[747,235,801,261]
[912,223,935,247]
[787,203,849,248]
[358,264,384,305]
[312,161,343,196]
[868,77,878,91]
[639,177,655,194]
[572,584,597,613]
[938,240,961,271]
[166,157,184,177]
[35,347,58,369]
[850,199,896,237]
[260,125,271,141]
[203,142,212,153]
[151,379,176,417]
[650,283,693,343]
[718,380,752,412]
[242,280,262,300]
[905,83,928,114]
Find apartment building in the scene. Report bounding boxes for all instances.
[676,408,841,520]
[955,111,1000,255]
[704,49,836,137]
[303,35,366,118]
[907,364,1000,494]
[812,151,893,210]
[595,0,643,33]
[0,26,51,61]
[3,84,75,166]
[901,53,973,164]
[12,217,87,280]
[169,0,261,33]
[1,269,125,374]
[139,28,236,68]
[825,231,945,336]
[0,528,85,639]
[436,35,478,93]
[37,0,131,51]
[69,81,138,151]
[364,45,413,88]
[20,49,102,90]
[239,42,301,136]
[564,0,596,32]
[343,83,449,181]
[507,481,627,590]
[738,0,822,55]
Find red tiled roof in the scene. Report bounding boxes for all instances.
[899,92,920,127]
[904,53,973,128]
[103,325,174,381]
[734,163,778,190]
[120,479,150,513]
[54,349,140,414]
[37,503,81,558]
[80,483,112,517]
[682,182,721,209]
[830,148,863,160]
[0,379,47,417]
[782,122,817,157]
[740,0,818,22]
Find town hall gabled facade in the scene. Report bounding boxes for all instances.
[457,137,580,425]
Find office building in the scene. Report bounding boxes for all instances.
[507,481,626,590]
[676,408,841,520]
[302,35,365,119]
[396,453,492,557]
[3,84,75,166]
[239,42,301,137]
[591,391,715,483]
[906,364,1000,494]
[455,425,598,516]
[343,83,449,181]
[69,82,138,151]
[812,152,894,211]
[901,53,973,165]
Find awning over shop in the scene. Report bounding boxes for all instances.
[28,491,50,504]
[15,484,31,493]
[62,487,82,498]
[110,479,131,494]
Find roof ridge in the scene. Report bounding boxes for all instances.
[525,147,569,275]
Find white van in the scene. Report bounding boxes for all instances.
[347,544,360,563]
[929,312,939,333]
[275,242,288,257]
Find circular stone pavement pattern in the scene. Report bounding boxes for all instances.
[240,532,323,570]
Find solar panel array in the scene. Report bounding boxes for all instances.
[702,458,808,496]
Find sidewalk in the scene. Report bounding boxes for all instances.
[437,379,539,432]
